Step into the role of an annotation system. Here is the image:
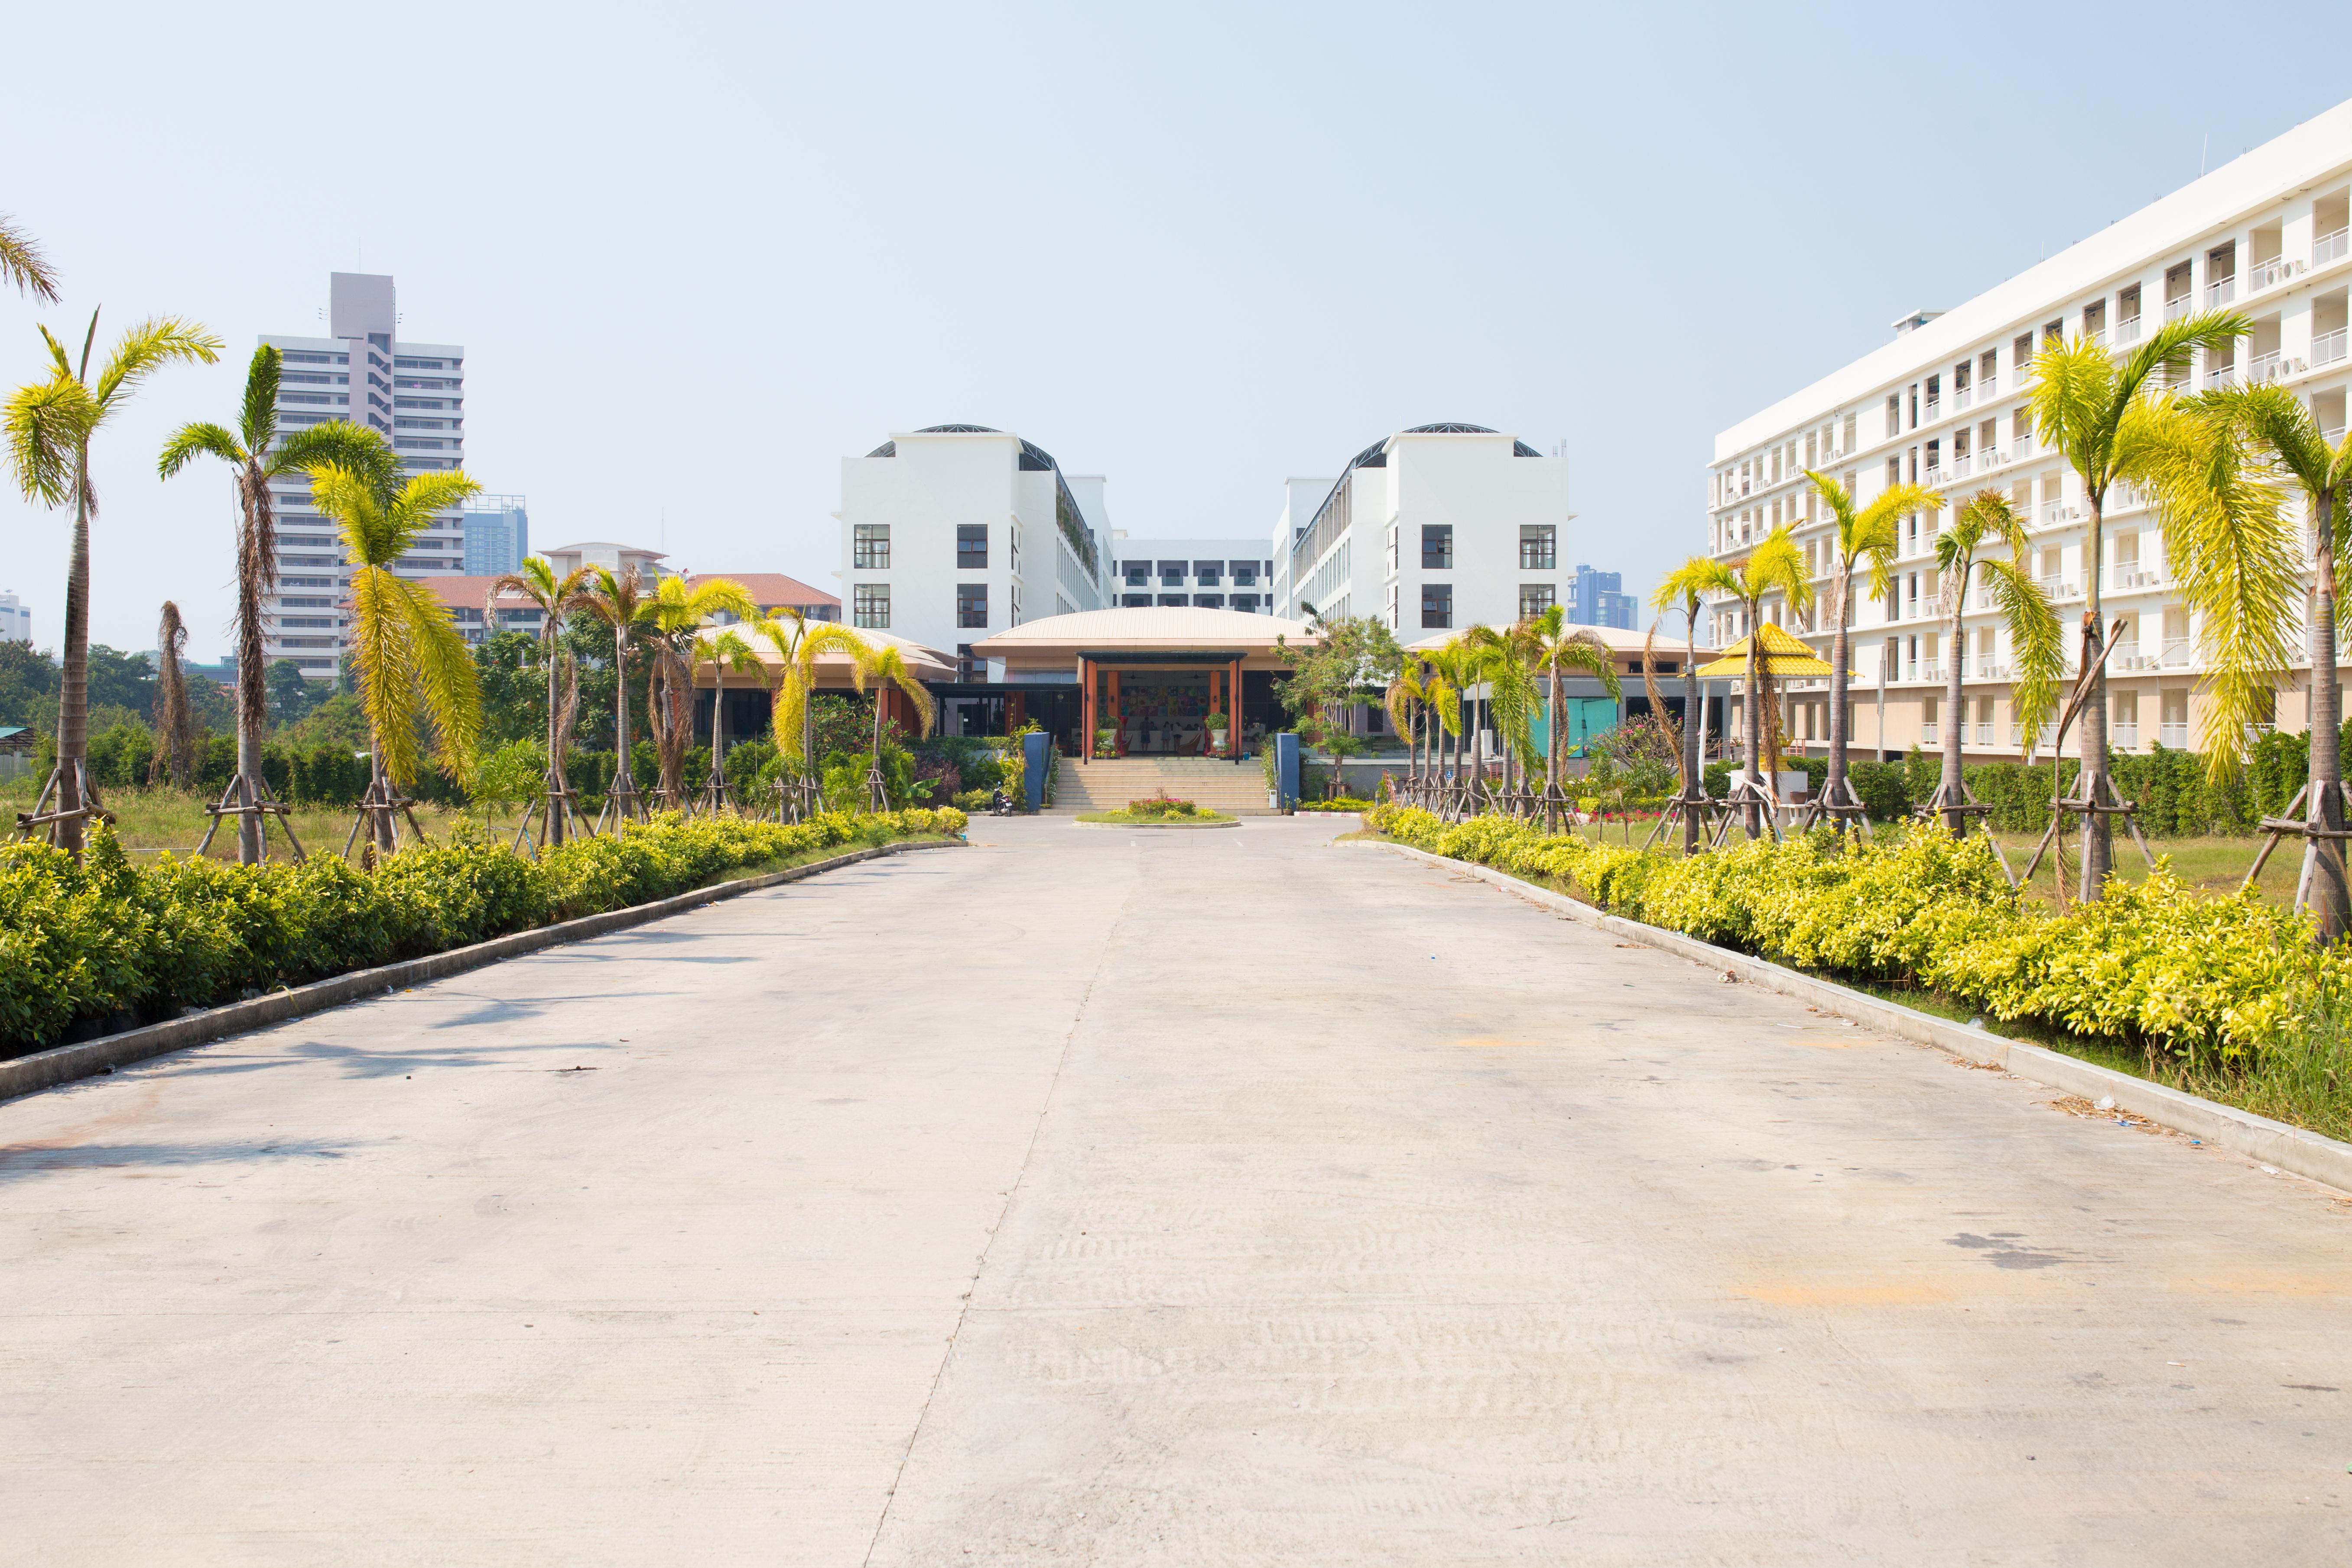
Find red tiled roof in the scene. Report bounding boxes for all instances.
[422,571,839,612]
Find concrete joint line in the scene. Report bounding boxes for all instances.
[1345,838,2352,1197]
[0,838,968,1107]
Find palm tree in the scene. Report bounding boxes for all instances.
[579,565,656,828]
[1384,661,1438,805]
[0,216,58,301]
[488,555,595,847]
[1651,557,1736,851]
[149,601,198,790]
[850,642,936,812]
[2147,383,2335,930]
[1931,491,2064,836]
[1463,624,1537,811]
[159,347,400,863]
[1802,471,1942,818]
[1421,640,1476,818]
[1507,606,1621,830]
[745,608,864,818]
[305,463,484,854]
[1715,527,1812,836]
[6,312,220,856]
[694,628,763,812]
[2029,307,2250,896]
[643,575,760,808]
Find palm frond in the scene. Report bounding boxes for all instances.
[348,565,424,783]
[0,216,60,302]
[156,420,247,478]
[1652,554,1738,609]
[386,469,483,533]
[1975,558,2063,740]
[2138,395,2298,777]
[5,373,92,503]
[395,574,483,776]
[239,345,280,451]
[91,317,222,409]
[264,420,392,486]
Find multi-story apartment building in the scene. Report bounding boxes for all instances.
[259,272,468,679]
[1568,563,1637,630]
[0,590,29,644]
[837,425,1111,676]
[1710,99,2352,761]
[462,495,529,577]
[1108,537,1275,612]
[1277,423,1569,632]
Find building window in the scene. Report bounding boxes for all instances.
[1519,583,1556,619]
[1519,525,1556,570]
[1230,561,1257,587]
[957,583,988,628]
[1124,561,1149,587]
[1194,593,1224,610]
[1158,559,1186,587]
[1121,593,1152,607]
[1193,560,1222,587]
[957,524,987,569]
[853,524,890,570]
[1421,525,1453,570]
[854,583,890,628]
[1421,583,1452,629]
[1157,594,1186,607]
[1231,594,1260,614]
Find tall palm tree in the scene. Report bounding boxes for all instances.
[1651,557,1736,851]
[160,347,400,863]
[1384,660,1439,805]
[149,601,198,790]
[579,565,656,826]
[1715,527,1812,835]
[488,555,595,847]
[305,463,483,854]
[643,575,759,807]
[745,607,864,818]
[1463,624,1536,811]
[2030,307,2250,896]
[1932,491,2063,836]
[1802,470,1941,814]
[850,642,936,812]
[1506,606,1621,830]
[0,216,58,301]
[1421,640,1476,818]
[2145,383,2333,928]
[694,628,763,812]
[6,312,220,856]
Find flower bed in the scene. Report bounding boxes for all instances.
[0,809,965,1054]
[1362,802,2338,1065]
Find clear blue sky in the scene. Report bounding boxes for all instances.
[7,0,2351,659]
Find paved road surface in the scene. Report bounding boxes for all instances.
[3,818,2347,1565]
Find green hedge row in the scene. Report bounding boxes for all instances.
[0,808,966,1054]
[1364,802,2335,1064]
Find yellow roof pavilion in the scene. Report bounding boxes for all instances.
[1695,621,1833,679]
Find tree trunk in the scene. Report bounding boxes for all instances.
[1683,620,1703,854]
[1545,663,1562,833]
[2078,497,2112,896]
[545,626,566,847]
[1942,571,1968,837]
[1741,612,1761,840]
[2310,488,2348,941]
[711,669,727,805]
[54,472,93,858]
[234,471,268,864]
[1826,560,1852,827]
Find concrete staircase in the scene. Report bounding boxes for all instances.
[1049,756,1273,815]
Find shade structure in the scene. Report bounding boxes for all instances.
[1695,621,1832,680]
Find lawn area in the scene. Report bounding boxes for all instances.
[0,778,477,860]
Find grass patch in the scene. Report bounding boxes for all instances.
[1077,810,1235,828]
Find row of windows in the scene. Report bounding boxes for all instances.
[852,583,1009,630]
[1403,524,1557,572]
[1118,593,1266,611]
[279,351,347,366]
[1119,559,1268,588]
[393,357,458,371]
[1410,584,1561,630]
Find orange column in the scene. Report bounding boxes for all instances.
[1109,670,1123,756]
[1229,661,1241,758]
[1079,657,1091,763]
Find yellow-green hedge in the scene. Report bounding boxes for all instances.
[1364,802,2336,1062]
[0,808,965,1052]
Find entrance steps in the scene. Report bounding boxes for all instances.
[1048,756,1273,815]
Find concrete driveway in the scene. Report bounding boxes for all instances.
[3,817,2346,1565]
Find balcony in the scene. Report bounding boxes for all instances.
[2036,575,2080,600]
[1975,660,2010,680]
[2106,565,2164,592]
[2204,361,2238,390]
[1955,386,1974,411]
[2109,642,2144,669]
[2318,227,2350,268]
[2041,502,2082,526]
[2164,294,2194,321]
[2160,638,2193,669]
[1920,662,1944,683]
[2251,350,2303,384]
[2250,256,2305,292]
[1980,375,1998,396]
[1974,722,1994,744]
[2207,276,2237,308]
[2160,722,2189,748]
[2113,721,2140,749]
[2315,327,2349,368]
[2113,315,2143,345]
[1924,396,1942,422]
[1920,721,1940,744]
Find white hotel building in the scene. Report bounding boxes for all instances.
[1709,99,2352,761]
[258,272,469,679]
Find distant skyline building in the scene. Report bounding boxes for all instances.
[462,494,529,577]
[0,589,29,644]
[1568,562,1637,630]
[258,272,468,678]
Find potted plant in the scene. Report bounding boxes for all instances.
[1204,706,1228,753]
[1094,727,1119,760]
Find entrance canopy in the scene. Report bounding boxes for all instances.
[689,625,955,691]
[972,604,1318,671]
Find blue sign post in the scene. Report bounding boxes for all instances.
[1274,732,1300,811]
[1022,731,1049,813]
